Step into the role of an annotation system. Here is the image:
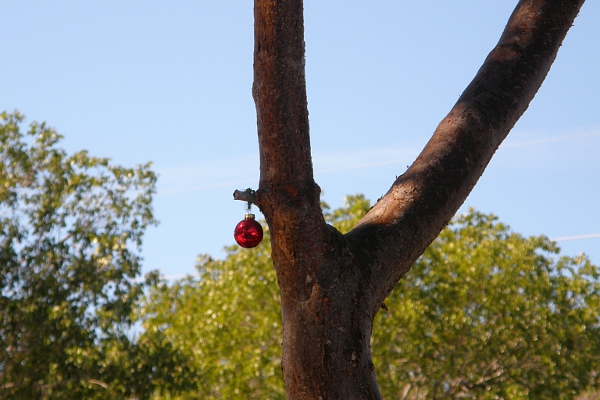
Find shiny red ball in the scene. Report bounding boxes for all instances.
[234,214,263,248]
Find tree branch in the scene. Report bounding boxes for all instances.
[253,0,318,208]
[233,188,257,209]
[253,0,326,301]
[249,0,586,398]
[348,0,586,305]
[252,1,381,397]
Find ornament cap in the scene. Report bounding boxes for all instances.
[244,213,255,220]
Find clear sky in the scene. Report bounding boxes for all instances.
[1,1,598,278]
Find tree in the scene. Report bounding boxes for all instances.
[142,196,599,399]
[374,207,600,399]
[0,111,185,399]
[233,0,588,397]
[141,236,284,399]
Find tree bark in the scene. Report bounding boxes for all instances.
[242,0,586,398]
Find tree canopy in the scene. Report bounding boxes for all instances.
[374,208,600,399]
[141,195,600,399]
[0,111,172,399]
[141,233,284,399]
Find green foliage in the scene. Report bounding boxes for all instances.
[322,193,370,233]
[0,112,164,398]
[374,209,600,399]
[141,233,284,399]
[143,195,600,399]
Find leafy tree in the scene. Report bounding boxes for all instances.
[141,233,284,399]
[238,0,588,397]
[0,111,181,399]
[142,195,600,399]
[374,209,600,399]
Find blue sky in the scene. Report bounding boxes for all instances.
[1,1,598,278]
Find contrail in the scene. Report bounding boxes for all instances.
[550,233,600,242]
[501,131,600,148]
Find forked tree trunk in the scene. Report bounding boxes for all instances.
[236,0,585,398]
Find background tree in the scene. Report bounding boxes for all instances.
[142,196,600,399]
[141,230,284,399]
[238,0,588,397]
[0,112,190,399]
[374,208,600,399]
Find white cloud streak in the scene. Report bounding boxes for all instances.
[156,130,599,196]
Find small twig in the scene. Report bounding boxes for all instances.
[88,379,109,389]
[233,188,256,210]
[57,233,72,245]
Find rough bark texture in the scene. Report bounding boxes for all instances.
[240,0,586,398]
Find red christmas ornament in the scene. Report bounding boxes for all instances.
[234,213,263,248]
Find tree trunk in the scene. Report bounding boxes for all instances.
[240,0,585,398]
